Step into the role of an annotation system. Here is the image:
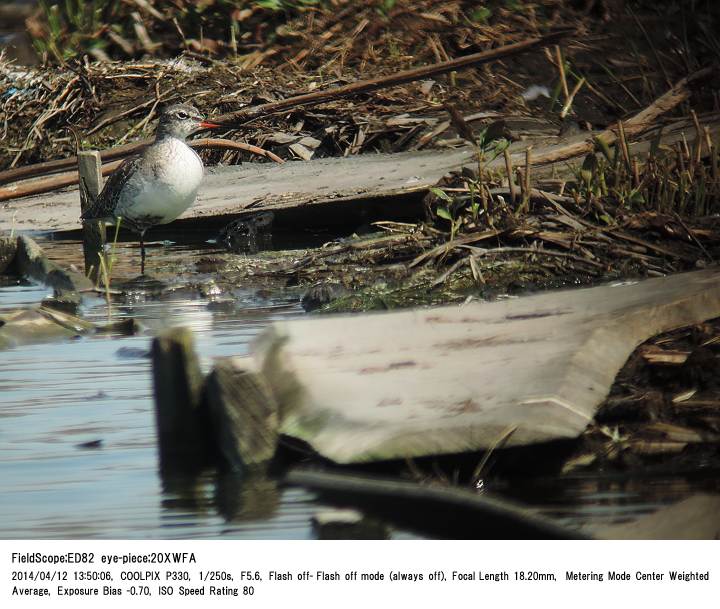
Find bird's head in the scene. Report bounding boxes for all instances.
[156,104,222,140]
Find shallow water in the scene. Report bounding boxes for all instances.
[0,236,716,539]
[0,237,322,539]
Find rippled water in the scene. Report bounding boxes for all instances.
[0,236,715,539]
[0,236,325,539]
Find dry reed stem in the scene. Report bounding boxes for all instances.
[503,148,516,205]
[555,45,570,101]
[560,77,585,119]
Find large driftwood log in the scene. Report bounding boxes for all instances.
[235,269,720,464]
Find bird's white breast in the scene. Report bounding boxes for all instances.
[120,139,204,225]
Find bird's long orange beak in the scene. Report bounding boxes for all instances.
[199,121,222,129]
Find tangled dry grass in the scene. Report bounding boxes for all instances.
[3,0,718,173]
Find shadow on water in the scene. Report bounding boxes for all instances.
[0,235,716,538]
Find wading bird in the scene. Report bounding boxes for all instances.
[81,104,221,274]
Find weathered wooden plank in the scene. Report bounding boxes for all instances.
[235,270,720,464]
[78,150,106,280]
[3,113,717,234]
[0,146,475,233]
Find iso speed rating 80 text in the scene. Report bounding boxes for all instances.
[10,568,259,599]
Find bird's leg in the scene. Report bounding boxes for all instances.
[140,230,146,275]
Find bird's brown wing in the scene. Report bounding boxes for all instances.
[80,155,141,221]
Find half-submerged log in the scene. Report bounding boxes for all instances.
[204,358,279,471]
[0,307,94,351]
[151,327,209,470]
[14,235,93,292]
[237,269,720,464]
[288,469,587,540]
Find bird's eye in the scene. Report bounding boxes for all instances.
[177,111,188,120]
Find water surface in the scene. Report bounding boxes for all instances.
[0,236,322,539]
[0,236,716,539]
